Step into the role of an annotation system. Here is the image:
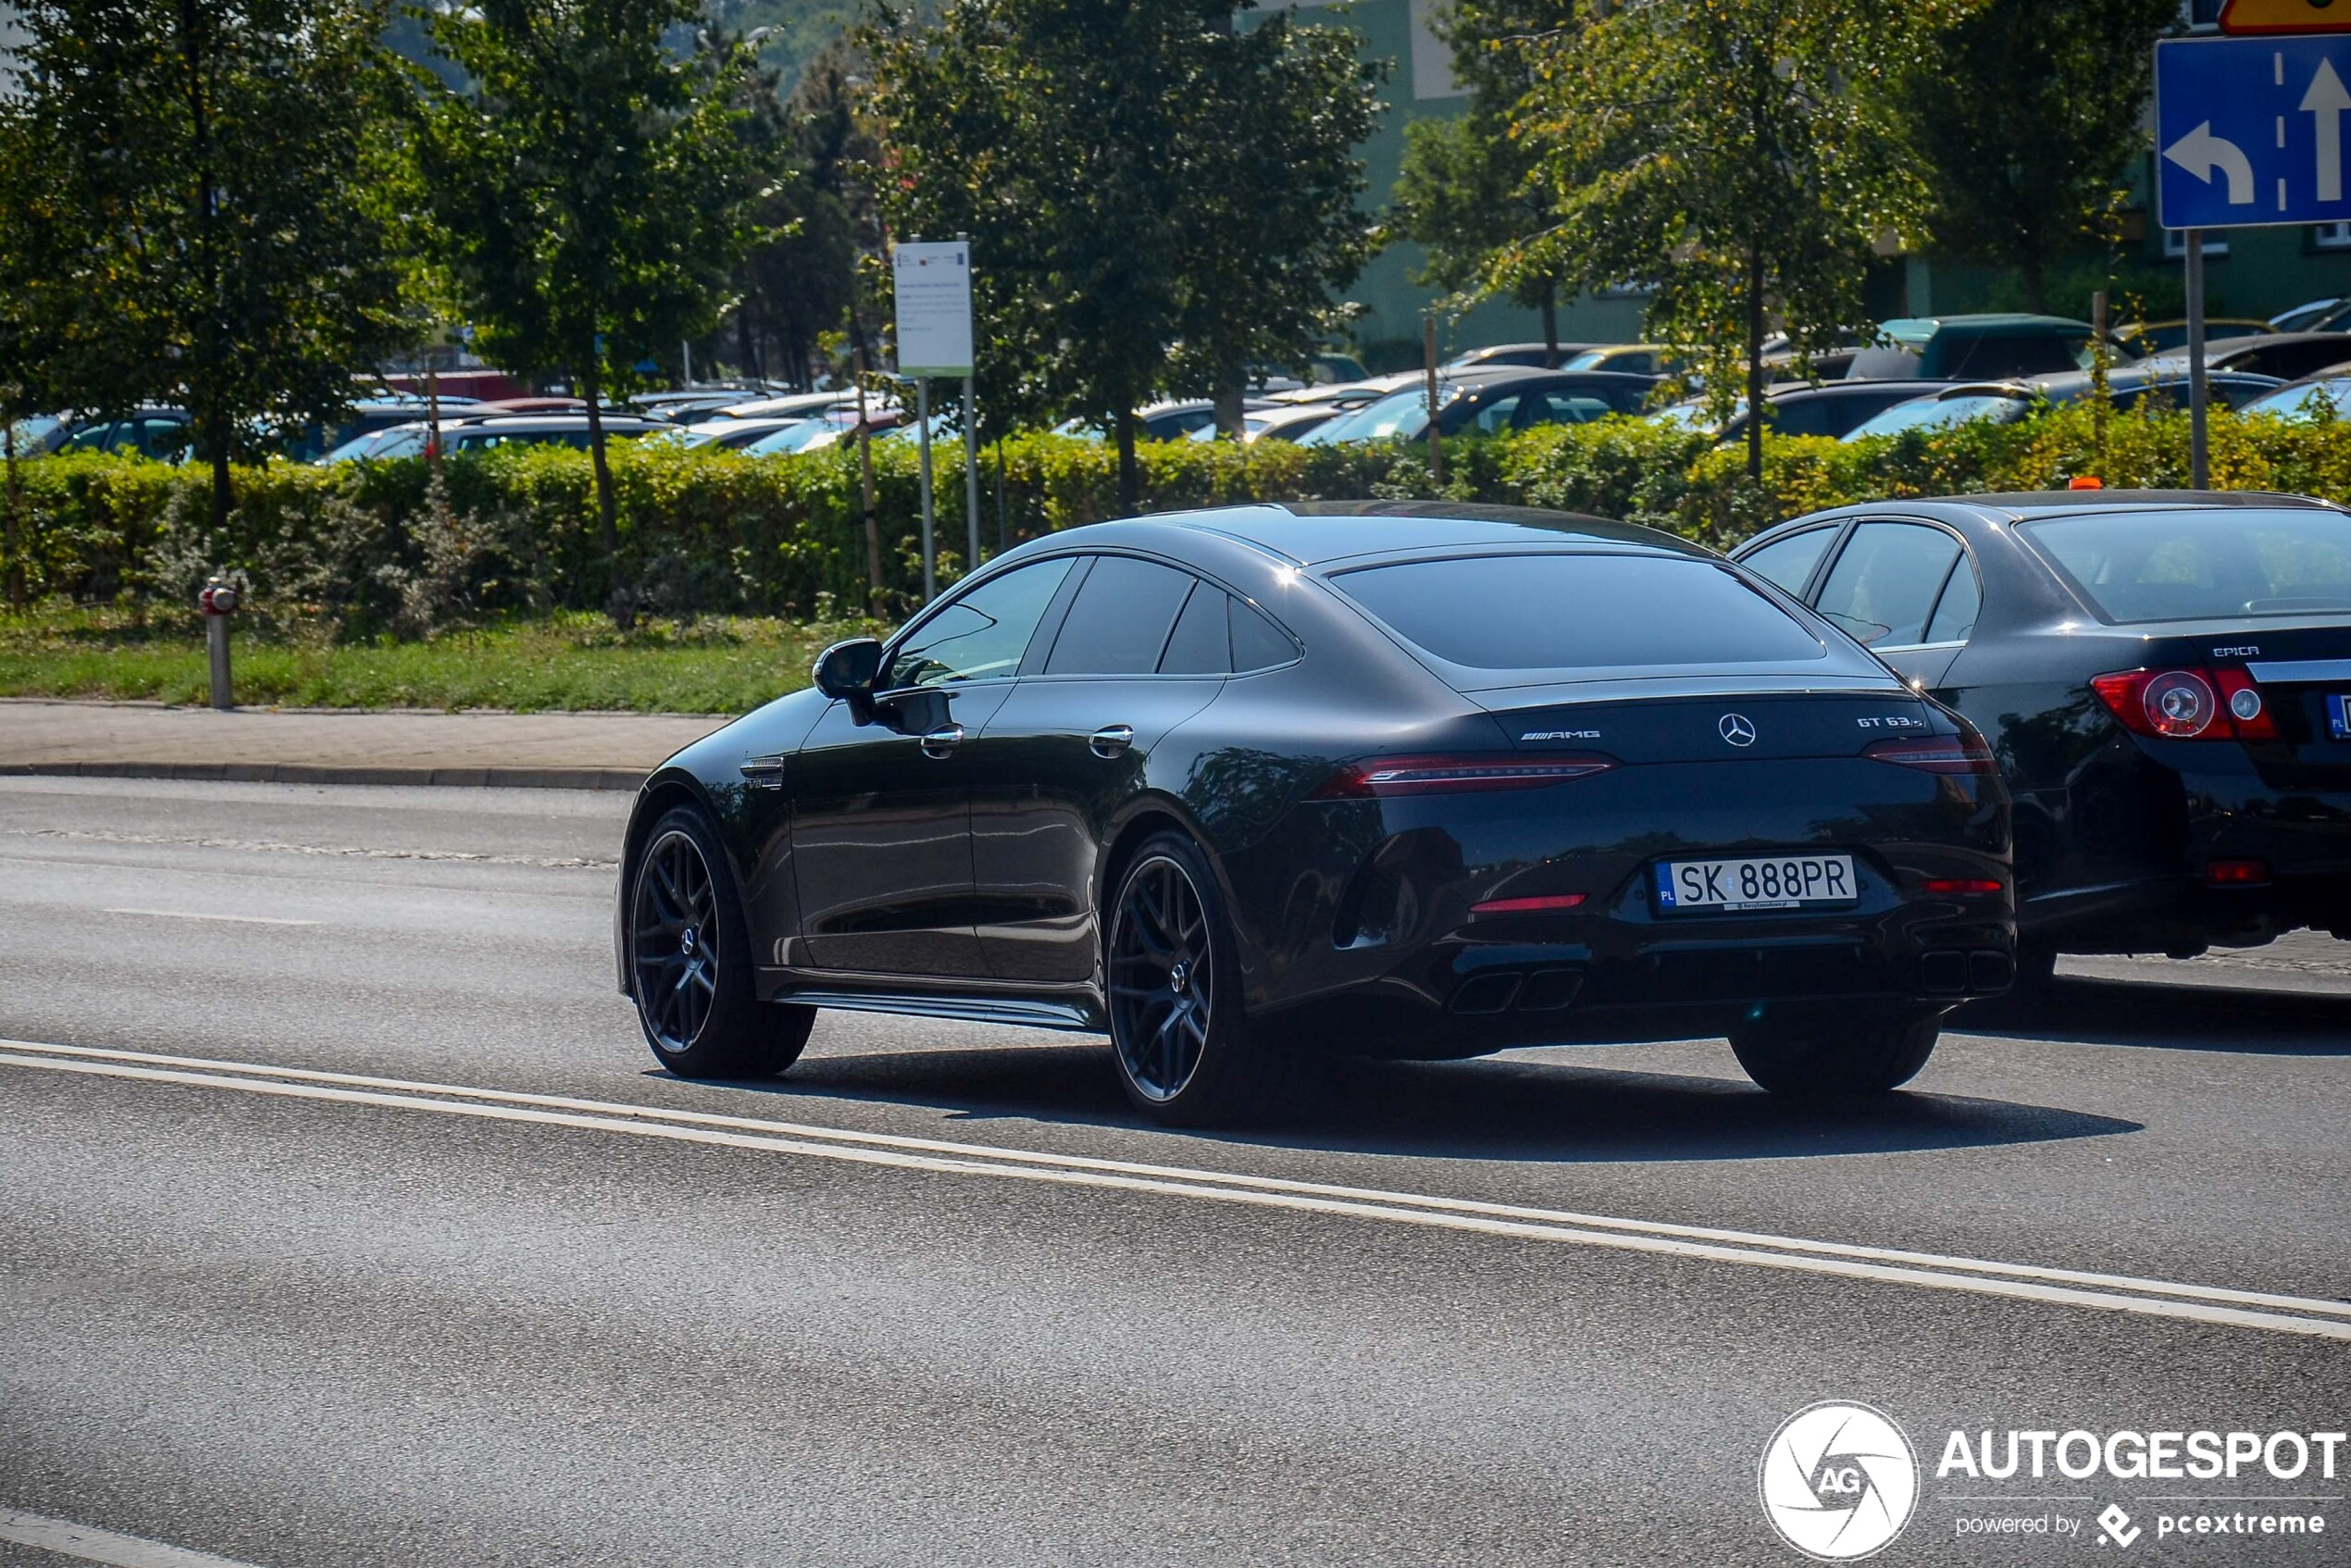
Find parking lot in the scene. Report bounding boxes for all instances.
[2,775,2343,1566]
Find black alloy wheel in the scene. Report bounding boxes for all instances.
[1104,833,1285,1125]
[1109,852,1216,1103]
[628,806,814,1077]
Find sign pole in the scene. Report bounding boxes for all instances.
[963,374,981,572]
[2185,230,2209,491]
[916,377,937,603]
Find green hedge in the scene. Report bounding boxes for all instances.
[5,404,2348,636]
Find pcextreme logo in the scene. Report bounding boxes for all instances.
[1759,1400,1921,1561]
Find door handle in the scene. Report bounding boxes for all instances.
[1089,724,1136,758]
[920,724,964,759]
[738,755,786,789]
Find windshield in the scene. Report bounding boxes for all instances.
[2242,379,2351,420]
[2024,507,2351,622]
[319,425,425,463]
[1843,393,2027,442]
[1299,385,1455,445]
[1333,552,1830,674]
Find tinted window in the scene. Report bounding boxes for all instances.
[1336,554,1825,672]
[1925,558,1982,643]
[1522,390,1622,427]
[2023,507,2351,622]
[1814,523,1964,646]
[1942,332,2090,379]
[1769,399,1840,439]
[886,557,1076,689]
[1158,583,1231,675]
[1468,394,1522,436]
[1230,598,1297,672]
[1740,527,1837,596]
[1044,555,1195,675]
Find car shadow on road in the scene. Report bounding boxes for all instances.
[1956,976,2351,1055]
[725,1040,2141,1165]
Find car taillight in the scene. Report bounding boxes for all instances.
[2211,668,2279,740]
[2091,668,2276,740]
[1311,753,1617,799]
[1862,733,1998,777]
[1470,892,1588,915]
[1922,877,2004,896]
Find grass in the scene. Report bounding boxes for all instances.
[0,603,876,713]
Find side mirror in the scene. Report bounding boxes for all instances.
[812,636,885,722]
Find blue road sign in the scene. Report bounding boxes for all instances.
[2157,34,2351,230]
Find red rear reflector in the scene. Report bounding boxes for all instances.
[2207,859,2270,886]
[1921,877,2003,896]
[1470,892,1588,915]
[1862,733,1998,777]
[1312,753,1616,798]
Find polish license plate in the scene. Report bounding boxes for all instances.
[1655,854,1857,914]
[2329,693,2351,740]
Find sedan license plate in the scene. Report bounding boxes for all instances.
[2330,693,2351,740]
[1655,854,1856,914]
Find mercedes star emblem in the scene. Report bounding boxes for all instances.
[1719,713,1757,747]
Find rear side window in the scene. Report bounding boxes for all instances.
[2023,507,2351,621]
[1813,522,1966,646]
[1230,598,1297,671]
[1740,526,1837,596]
[1334,554,1825,672]
[1044,555,1196,675]
[1157,583,1231,674]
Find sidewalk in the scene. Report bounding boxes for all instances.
[0,699,732,790]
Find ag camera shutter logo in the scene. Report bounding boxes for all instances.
[1759,1400,1919,1561]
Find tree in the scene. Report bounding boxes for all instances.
[6,0,411,531]
[728,34,880,388]
[865,0,1380,508]
[415,0,774,564]
[1508,0,1966,479]
[1894,0,2177,315]
[1392,2,1572,364]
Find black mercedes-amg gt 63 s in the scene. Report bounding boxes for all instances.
[617,503,2013,1124]
[1734,490,2351,984]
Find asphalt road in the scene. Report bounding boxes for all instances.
[2,776,2345,1568]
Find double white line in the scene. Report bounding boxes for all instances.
[7,1037,2350,1341]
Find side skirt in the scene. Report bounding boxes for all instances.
[758,973,1107,1034]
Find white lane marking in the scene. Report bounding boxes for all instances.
[6,1040,2348,1340]
[101,909,319,927]
[0,1509,267,1568]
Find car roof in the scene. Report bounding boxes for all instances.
[1785,491,2345,529]
[1029,502,1711,569]
[1881,314,2095,336]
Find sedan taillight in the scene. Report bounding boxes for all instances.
[2091,668,2277,740]
[1862,733,1998,778]
[1312,753,1617,799]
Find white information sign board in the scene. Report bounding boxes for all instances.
[892,241,974,377]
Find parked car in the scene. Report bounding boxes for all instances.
[1263,373,1423,411]
[1839,368,2282,442]
[1733,491,2351,980]
[2270,297,2351,334]
[288,397,482,463]
[1186,403,1344,443]
[1846,315,2125,381]
[743,408,907,455]
[617,500,2012,1121]
[323,414,669,461]
[1296,368,1659,446]
[1051,401,1250,443]
[1561,344,1684,377]
[664,416,825,451]
[469,396,590,416]
[1653,380,1967,442]
[2239,374,2351,420]
[2140,331,2351,384]
[714,391,860,423]
[1446,342,1607,370]
[2114,318,2272,355]
[52,409,194,461]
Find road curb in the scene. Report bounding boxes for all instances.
[0,761,646,791]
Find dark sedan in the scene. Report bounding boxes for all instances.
[616,503,2013,1123]
[1733,492,2351,982]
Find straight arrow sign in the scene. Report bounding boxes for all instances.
[2305,58,2351,203]
[2163,120,2258,205]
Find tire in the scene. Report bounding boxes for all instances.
[627,805,815,1078]
[1103,832,1287,1126]
[1728,1007,1942,1098]
[2012,937,2059,994]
